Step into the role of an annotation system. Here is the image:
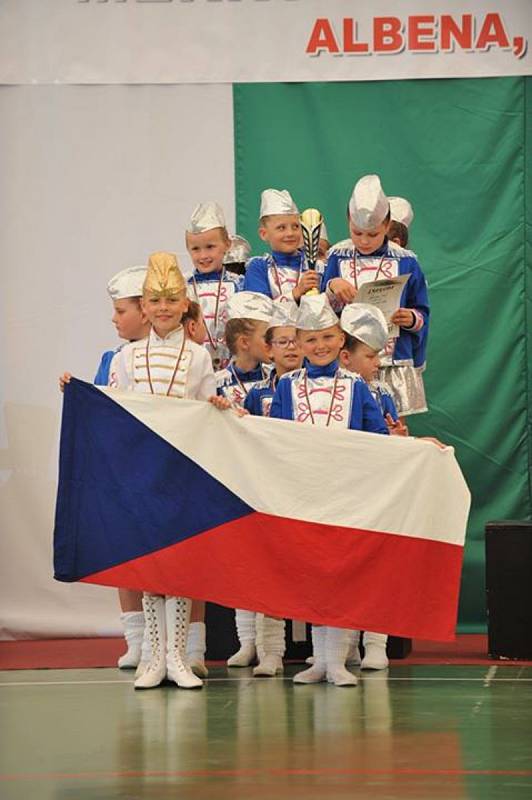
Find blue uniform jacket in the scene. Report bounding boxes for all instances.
[323,239,429,367]
[270,361,388,434]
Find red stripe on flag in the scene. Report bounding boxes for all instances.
[82,512,463,641]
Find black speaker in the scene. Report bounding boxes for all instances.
[485,520,532,660]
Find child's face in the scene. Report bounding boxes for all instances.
[112,297,148,341]
[266,326,302,374]
[259,214,302,254]
[339,342,381,382]
[184,314,208,345]
[297,325,345,367]
[236,321,269,363]
[186,228,229,274]
[141,292,189,337]
[349,219,388,255]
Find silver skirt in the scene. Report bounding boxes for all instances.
[377,363,428,417]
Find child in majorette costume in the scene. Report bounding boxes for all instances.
[243,300,303,677]
[323,175,429,418]
[223,234,252,277]
[108,251,221,691]
[244,189,321,302]
[244,300,302,418]
[270,294,388,687]
[388,196,414,249]
[186,201,243,370]
[60,265,150,671]
[215,291,274,668]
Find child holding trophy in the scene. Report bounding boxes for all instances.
[244,189,320,302]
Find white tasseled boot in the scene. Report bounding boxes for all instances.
[361,632,389,670]
[253,616,285,677]
[135,620,152,679]
[165,597,203,689]
[134,595,167,689]
[346,630,362,666]
[326,627,358,687]
[186,621,209,679]
[227,609,256,667]
[117,611,145,669]
[293,626,327,684]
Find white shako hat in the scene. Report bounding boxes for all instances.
[389,196,414,228]
[260,189,299,218]
[267,299,299,330]
[226,291,273,323]
[187,201,226,234]
[296,294,339,331]
[107,266,147,300]
[349,175,389,231]
[320,219,329,242]
[340,303,388,352]
[223,234,251,264]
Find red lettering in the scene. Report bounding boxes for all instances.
[408,15,437,51]
[306,18,340,55]
[373,16,403,53]
[441,14,473,51]
[476,13,510,51]
[343,19,369,54]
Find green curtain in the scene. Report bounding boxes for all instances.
[234,77,532,632]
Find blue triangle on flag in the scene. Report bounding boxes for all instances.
[54,379,254,581]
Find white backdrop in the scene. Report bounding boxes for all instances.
[0,84,235,638]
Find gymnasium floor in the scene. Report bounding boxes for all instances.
[1,662,531,800]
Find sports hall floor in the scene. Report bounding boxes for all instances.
[1,639,531,800]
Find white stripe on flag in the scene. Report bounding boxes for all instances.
[101,389,470,547]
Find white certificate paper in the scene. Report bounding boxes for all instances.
[355,274,410,338]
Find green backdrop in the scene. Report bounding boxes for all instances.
[233,77,532,631]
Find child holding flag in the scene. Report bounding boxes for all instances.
[60,265,150,670]
[108,252,219,690]
[214,291,274,668]
[244,189,320,302]
[270,294,388,687]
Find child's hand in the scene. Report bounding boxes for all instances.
[329,278,357,304]
[293,271,321,300]
[59,372,72,393]
[391,308,415,328]
[419,436,447,450]
[208,396,249,417]
[386,413,409,437]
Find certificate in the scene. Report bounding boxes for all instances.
[355,274,410,338]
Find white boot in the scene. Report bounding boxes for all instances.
[253,617,285,677]
[227,610,256,667]
[135,620,152,679]
[326,627,358,687]
[165,596,203,689]
[361,632,389,670]
[117,611,145,669]
[134,595,167,689]
[293,626,327,684]
[346,630,361,666]
[186,621,208,679]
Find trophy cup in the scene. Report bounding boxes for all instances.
[300,208,323,296]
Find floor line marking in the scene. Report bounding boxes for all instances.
[1,768,532,782]
[0,676,531,687]
[484,665,498,687]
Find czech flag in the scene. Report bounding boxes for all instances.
[54,379,470,641]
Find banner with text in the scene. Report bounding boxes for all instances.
[1,0,530,85]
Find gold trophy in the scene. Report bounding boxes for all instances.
[300,208,323,296]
